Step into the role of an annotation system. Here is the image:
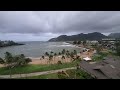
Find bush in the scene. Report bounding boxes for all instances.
[57,61,62,65]
[57,72,69,79]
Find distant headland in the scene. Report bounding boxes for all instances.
[0,40,25,48]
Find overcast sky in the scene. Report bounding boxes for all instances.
[0,11,120,41]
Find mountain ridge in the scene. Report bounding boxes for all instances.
[108,33,120,38]
[48,32,108,42]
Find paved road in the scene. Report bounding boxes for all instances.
[0,67,76,79]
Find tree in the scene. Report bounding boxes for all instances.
[0,41,2,47]
[61,55,65,62]
[0,57,4,64]
[0,52,31,78]
[57,61,62,65]
[73,41,77,45]
[4,52,13,67]
[73,50,77,56]
[50,51,54,55]
[95,44,102,54]
[4,52,14,78]
[48,55,53,64]
[54,53,57,61]
[66,50,69,53]
[45,52,49,62]
[70,52,74,61]
[42,56,45,59]
[98,40,102,44]
[25,58,32,64]
[54,53,57,56]
[115,41,120,56]
[45,52,49,56]
[83,40,86,46]
[77,41,81,45]
[62,49,66,55]
[58,52,61,55]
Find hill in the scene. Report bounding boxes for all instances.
[48,32,107,42]
[108,33,120,39]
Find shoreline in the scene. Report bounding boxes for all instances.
[0,42,94,67]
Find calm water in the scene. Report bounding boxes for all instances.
[0,41,81,58]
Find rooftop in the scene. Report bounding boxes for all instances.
[80,56,120,79]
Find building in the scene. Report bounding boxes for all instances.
[102,38,120,42]
[79,56,120,79]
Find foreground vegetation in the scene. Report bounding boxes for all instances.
[0,60,79,75]
[21,69,93,79]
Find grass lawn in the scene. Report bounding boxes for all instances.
[0,60,79,75]
[92,51,109,62]
[20,69,93,79]
[21,73,59,79]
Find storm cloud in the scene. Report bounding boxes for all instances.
[0,11,120,41]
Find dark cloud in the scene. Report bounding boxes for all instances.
[0,11,120,41]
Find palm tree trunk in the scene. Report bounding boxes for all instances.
[9,67,12,79]
[74,70,76,79]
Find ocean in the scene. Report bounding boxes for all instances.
[0,41,81,58]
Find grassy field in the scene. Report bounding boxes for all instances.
[92,51,109,62]
[20,69,93,79]
[22,73,59,79]
[0,60,79,75]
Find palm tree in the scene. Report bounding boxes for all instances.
[73,50,77,56]
[45,52,49,56]
[42,56,45,59]
[50,51,54,55]
[45,52,49,64]
[49,55,53,64]
[83,40,86,46]
[25,58,32,64]
[58,52,61,55]
[58,52,61,61]
[4,52,14,78]
[77,41,81,45]
[0,57,4,64]
[70,52,74,61]
[65,50,70,62]
[62,49,66,55]
[54,53,57,61]
[4,52,13,67]
[73,41,77,45]
[61,55,65,62]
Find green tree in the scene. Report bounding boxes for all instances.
[54,53,57,56]
[62,49,66,55]
[73,41,77,45]
[58,52,61,55]
[42,56,45,59]
[45,52,49,56]
[54,53,57,61]
[0,57,4,64]
[115,41,120,56]
[50,51,54,55]
[77,41,81,44]
[0,41,2,47]
[70,52,74,61]
[48,55,53,64]
[73,50,77,56]
[61,55,65,61]
[83,40,86,46]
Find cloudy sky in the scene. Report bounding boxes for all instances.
[0,11,120,41]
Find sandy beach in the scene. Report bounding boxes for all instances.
[29,48,95,65]
[0,45,95,67]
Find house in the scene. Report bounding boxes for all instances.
[79,56,120,79]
